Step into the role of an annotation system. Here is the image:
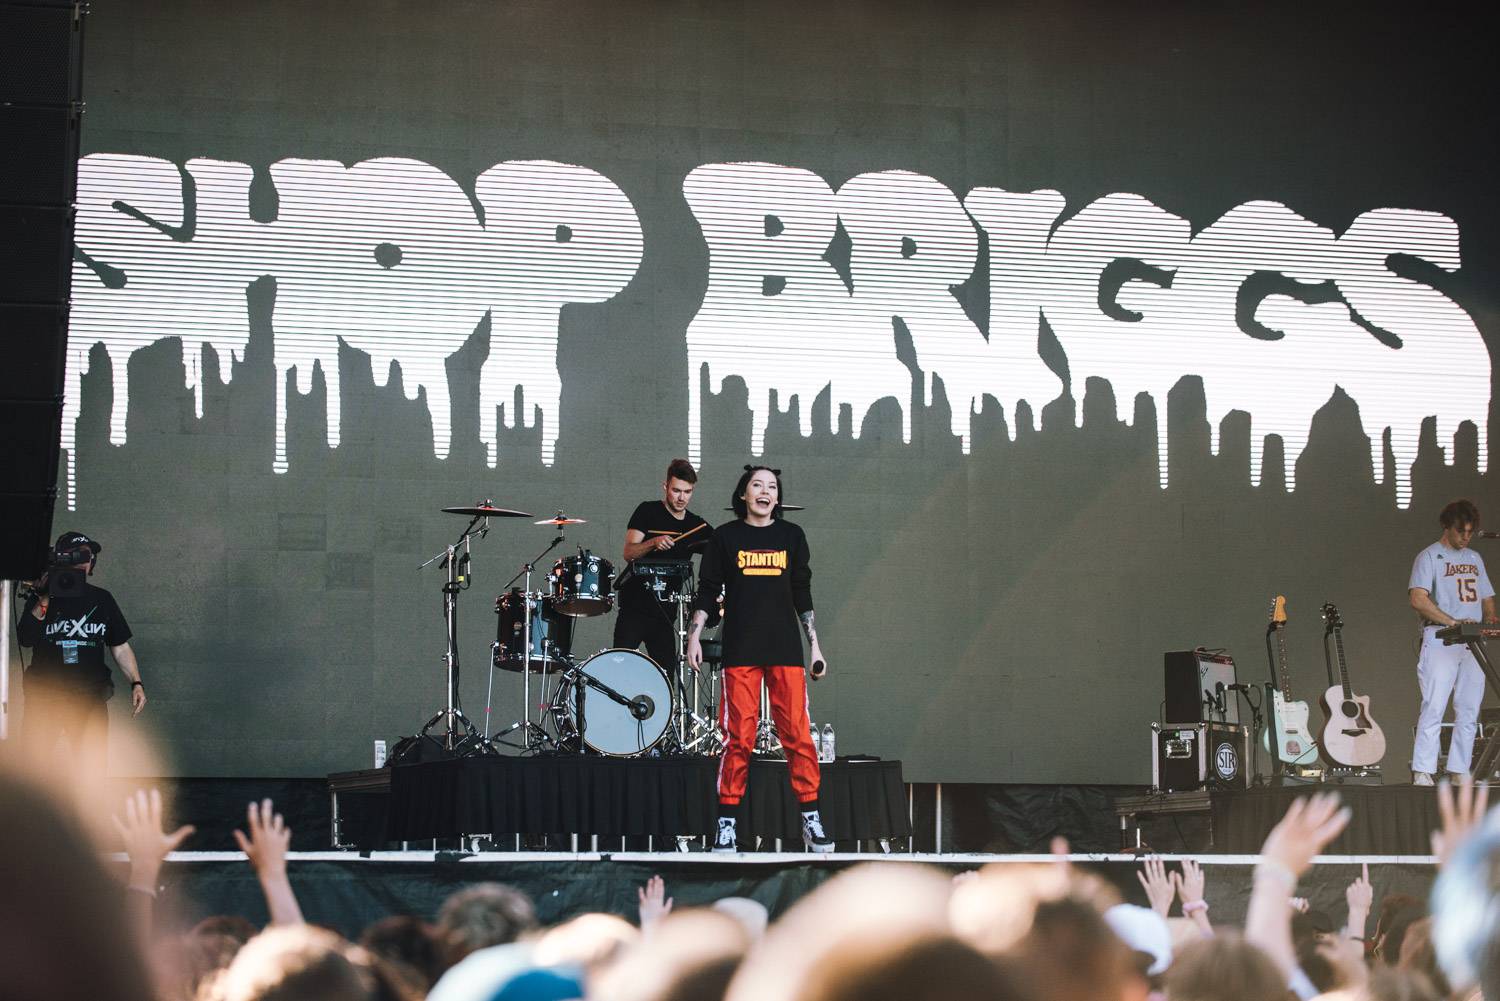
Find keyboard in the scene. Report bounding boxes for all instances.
[1436,622,1500,644]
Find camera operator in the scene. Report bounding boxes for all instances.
[17,531,145,771]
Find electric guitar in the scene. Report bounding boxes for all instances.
[1264,596,1320,765]
[1317,603,1387,767]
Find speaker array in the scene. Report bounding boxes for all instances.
[0,1,86,578]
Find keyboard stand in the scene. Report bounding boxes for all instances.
[1459,637,1500,779]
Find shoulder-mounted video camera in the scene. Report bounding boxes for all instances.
[27,535,99,600]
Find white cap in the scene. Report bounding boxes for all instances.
[1104,903,1173,976]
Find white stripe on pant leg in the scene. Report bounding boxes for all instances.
[716,673,732,799]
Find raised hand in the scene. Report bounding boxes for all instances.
[233,798,303,925]
[1174,857,1207,908]
[637,874,674,932]
[1136,856,1176,916]
[1246,791,1351,980]
[1344,861,1373,941]
[1260,791,1352,878]
[233,798,292,877]
[1174,857,1212,932]
[1432,775,1491,866]
[1345,862,1373,915]
[112,788,195,892]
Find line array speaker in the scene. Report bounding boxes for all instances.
[0,0,87,579]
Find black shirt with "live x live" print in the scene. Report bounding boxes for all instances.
[694,518,813,667]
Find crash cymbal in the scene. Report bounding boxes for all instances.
[724,504,804,512]
[442,505,533,518]
[535,514,588,526]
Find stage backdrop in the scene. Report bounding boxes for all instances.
[27,0,1499,781]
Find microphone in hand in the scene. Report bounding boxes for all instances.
[810,658,827,680]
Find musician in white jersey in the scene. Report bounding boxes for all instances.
[1408,498,1498,785]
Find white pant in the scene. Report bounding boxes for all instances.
[1412,628,1487,775]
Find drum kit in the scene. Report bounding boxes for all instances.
[411,500,729,760]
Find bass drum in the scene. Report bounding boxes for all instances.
[566,649,674,756]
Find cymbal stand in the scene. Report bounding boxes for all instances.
[672,591,723,754]
[416,511,490,754]
[494,527,569,753]
[753,680,784,757]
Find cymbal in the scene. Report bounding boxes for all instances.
[535,515,588,526]
[724,504,804,512]
[443,505,533,518]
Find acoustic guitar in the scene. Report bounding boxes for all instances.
[1317,602,1386,768]
[1264,595,1320,766]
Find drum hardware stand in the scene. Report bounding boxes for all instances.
[494,521,571,753]
[415,511,491,755]
[753,681,784,757]
[665,583,723,754]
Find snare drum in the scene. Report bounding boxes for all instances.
[550,550,615,616]
[562,649,674,756]
[493,589,574,672]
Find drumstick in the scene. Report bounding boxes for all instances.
[670,522,707,542]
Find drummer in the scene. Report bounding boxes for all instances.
[613,458,713,674]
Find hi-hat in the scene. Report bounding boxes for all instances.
[536,514,588,526]
[443,505,532,518]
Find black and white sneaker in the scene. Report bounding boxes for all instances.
[712,816,738,853]
[801,811,834,853]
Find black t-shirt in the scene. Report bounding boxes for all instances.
[619,500,711,609]
[17,583,132,695]
[694,518,813,667]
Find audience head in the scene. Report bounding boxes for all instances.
[792,930,1031,1001]
[216,925,372,1001]
[1393,915,1450,997]
[437,883,540,966]
[1103,904,1172,979]
[711,897,769,940]
[951,862,1137,1001]
[590,908,749,1001]
[1433,807,1500,1000]
[727,863,952,1001]
[155,930,243,1001]
[194,914,261,946]
[1378,904,1428,970]
[359,915,446,993]
[531,912,638,975]
[0,767,157,1001]
[1164,932,1287,1001]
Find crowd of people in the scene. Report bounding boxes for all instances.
[2,755,1498,1001]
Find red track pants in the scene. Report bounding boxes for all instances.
[717,665,821,806]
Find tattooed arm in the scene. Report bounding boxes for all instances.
[687,609,709,671]
[800,610,818,646]
[792,528,824,675]
[800,610,827,678]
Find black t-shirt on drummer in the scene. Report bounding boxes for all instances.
[619,501,710,609]
[694,518,813,667]
[17,584,132,696]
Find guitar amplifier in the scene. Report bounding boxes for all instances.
[1164,649,1240,725]
[1152,722,1250,792]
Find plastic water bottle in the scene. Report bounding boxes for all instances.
[373,739,387,768]
[821,723,835,762]
[810,721,823,760]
